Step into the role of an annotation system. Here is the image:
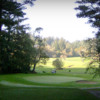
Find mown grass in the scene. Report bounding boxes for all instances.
[0,57,100,100]
[0,57,99,88]
[37,57,89,68]
[0,69,100,88]
[24,76,83,84]
[0,87,99,100]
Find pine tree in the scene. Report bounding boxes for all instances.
[0,0,35,73]
[75,0,100,77]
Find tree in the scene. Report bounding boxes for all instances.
[0,0,36,73]
[23,0,36,6]
[52,59,63,70]
[45,37,54,45]
[75,0,100,30]
[83,38,100,77]
[75,0,100,77]
[44,45,56,58]
[52,38,60,51]
[32,27,49,73]
[0,0,36,32]
[59,38,66,51]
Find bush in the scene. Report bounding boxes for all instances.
[52,59,63,70]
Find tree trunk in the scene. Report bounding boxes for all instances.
[32,63,36,73]
[0,0,2,32]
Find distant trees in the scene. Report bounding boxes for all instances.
[46,37,54,45]
[75,0,100,77]
[45,37,86,58]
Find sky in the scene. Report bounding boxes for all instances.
[24,0,95,42]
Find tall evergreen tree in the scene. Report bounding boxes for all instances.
[75,0,100,31]
[75,0,100,77]
[0,0,36,73]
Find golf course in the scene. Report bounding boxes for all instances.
[1,0,100,99]
[0,57,100,100]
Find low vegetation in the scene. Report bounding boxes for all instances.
[52,58,64,69]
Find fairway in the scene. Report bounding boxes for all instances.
[24,76,83,84]
[37,57,89,68]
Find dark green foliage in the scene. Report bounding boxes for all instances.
[75,0,100,77]
[23,0,36,6]
[0,0,26,31]
[0,30,35,73]
[0,0,36,73]
[75,0,100,29]
[52,59,63,69]
[84,38,100,77]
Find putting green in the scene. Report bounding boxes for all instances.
[24,76,83,84]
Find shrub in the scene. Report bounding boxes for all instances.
[52,59,63,70]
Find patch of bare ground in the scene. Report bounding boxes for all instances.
[76,80,98,84]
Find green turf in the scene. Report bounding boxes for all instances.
[24,76,83,84]
[0,87,99,100]
[0,72,100,88]
[0,57,100,100]
[37,57,89,68]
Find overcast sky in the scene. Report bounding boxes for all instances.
[24,0,95,42]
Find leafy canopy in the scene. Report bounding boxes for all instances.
[75,0,100,77]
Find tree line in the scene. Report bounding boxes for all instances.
[44,37,87,58]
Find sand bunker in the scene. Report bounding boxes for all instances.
[76,80,98,84]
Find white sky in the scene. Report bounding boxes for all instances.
[24,0,95,42]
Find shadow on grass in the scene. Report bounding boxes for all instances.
[0,87,99,100]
